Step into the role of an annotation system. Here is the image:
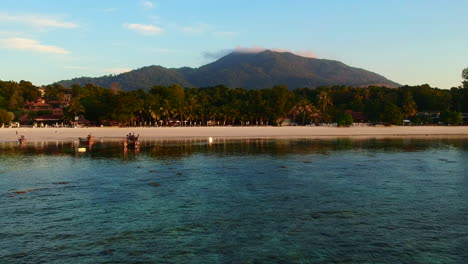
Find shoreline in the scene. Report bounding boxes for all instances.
[1,126,468,142]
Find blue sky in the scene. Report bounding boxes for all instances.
[0,0,467,89]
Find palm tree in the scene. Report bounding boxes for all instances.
[63,97,85,125]
[197,95,210,125]
[317,91,333,122]
[289,99,320,125]
[219,105,231,126]
[160,99,172,126]
[184,95,199,126]
[134,96,145,126]
[317,91,332,113]
[149,108,161,126]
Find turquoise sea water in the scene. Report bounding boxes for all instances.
[0,138,467,264]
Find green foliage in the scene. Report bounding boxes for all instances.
[1,77,466,127]
[44,83,69,102]
[381,103,404,125]
[0,108,14,125]
[289,99,319,125]
[439,111,462,125]
[401,91,418,117]
[271,85,292,125]
[19,81,40,102]
[0,80,43,112]
[13,110,25,120]
[462,68,468,82]
[0,95,7,108]
[317,90,333,121]
[463,68,468,89]
[410,114,432,125]
[402,84,451,112]
[337,113,353,126]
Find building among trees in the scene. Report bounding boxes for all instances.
[19,98,65,126]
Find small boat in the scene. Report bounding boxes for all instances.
[79,137,90,143]
[79,134,94,144]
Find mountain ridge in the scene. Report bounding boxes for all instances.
[55,50,400,90]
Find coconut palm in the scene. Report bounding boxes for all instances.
[317,91,332,113]
[160,99,172,126]
[184,94,199,126]
[289,99,320,125]
[63,97,85,125]
[317,91,333,121]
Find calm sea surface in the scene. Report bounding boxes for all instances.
[0,138,467,264]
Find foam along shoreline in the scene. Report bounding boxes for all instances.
[1,126,468,143]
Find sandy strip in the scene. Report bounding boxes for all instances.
[1,126,468,142]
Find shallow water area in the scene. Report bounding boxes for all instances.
[1,138,467,263]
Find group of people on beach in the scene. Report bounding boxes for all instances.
[123,132,140,149]
[126,133,139,141]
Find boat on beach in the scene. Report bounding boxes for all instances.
[79,134,94,144]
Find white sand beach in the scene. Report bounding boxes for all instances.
[1,126,468,142]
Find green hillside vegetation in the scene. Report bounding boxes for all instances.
[2,68,467,127]
[58,66,190,91]
[56,51,399,91]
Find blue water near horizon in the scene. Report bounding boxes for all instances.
[0,138,467,263]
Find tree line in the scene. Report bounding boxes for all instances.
[1,69,467,126]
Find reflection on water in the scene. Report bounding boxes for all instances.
[1,137,468,159]
[0,138,467,263]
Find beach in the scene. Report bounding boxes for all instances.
[1,126,468,142]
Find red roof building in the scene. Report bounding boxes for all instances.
[21,98,65,125]
[24,102,53,111]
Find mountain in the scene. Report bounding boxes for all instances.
[56,50,399,90]
[57,66,190,90]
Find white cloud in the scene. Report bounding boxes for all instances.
[124,23,163,35]
[0,13,78,29]
[141,1,156,9]
[105,68,132,74]
[1,37,69,54]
